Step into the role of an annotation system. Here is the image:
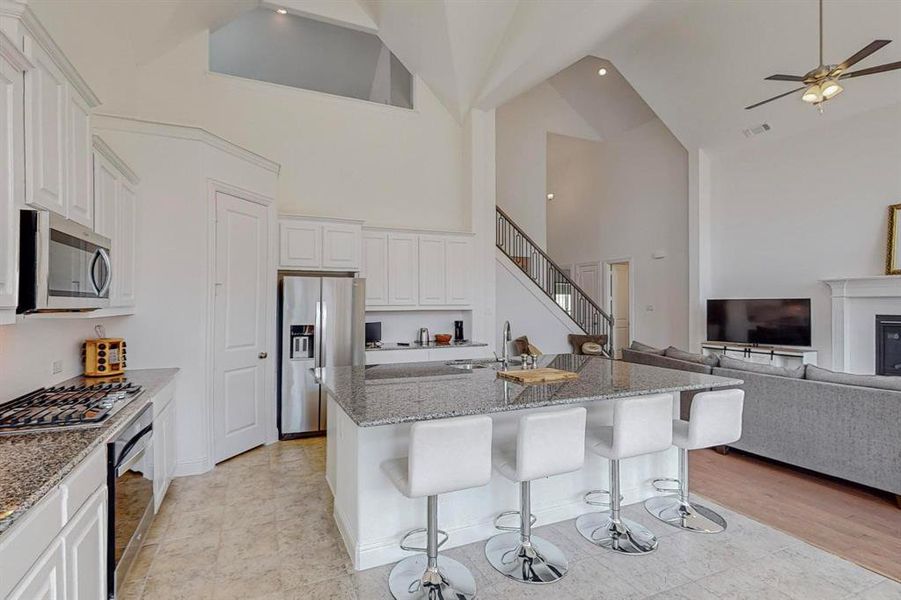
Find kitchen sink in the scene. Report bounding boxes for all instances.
[445,358,522,370]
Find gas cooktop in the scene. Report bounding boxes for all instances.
[0,382,143,434]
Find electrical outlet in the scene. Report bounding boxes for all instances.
[51,360,63,375]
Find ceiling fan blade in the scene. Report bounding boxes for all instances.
[745,86,806,110]
[764,74,806,82]
[837,40,891,71]
[842,60,901,78]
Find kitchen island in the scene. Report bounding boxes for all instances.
[317,355,742,570]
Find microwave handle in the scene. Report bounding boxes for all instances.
[89,250,102,294]
[97,248,112,297]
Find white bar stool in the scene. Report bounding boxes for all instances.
[381,415,493,600]
[576,393,673,555]
[485,407,587,584]
[645,389,745,534]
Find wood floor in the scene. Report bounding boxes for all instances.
[690,448,901,583]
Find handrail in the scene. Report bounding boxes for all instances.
[496,207,613,355]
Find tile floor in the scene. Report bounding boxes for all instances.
[121,438,901,599]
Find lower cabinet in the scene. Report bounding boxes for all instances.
[63,489,106,600]
[7,539,66,600]
[153,395,176,510]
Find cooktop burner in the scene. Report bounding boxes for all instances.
[0,382,143,434]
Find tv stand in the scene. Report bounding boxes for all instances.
[702,342,817,369]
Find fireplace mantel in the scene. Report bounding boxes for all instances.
[823,276,901,372]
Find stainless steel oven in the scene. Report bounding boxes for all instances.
[18,210,112,313]
[107,405,154,599]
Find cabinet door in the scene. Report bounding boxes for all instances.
[445,237,472,305]
[279,220,322,268]
[67,91,92,227]
[24,36,67,215]
[92,153,117,239]
[111,181,137,306]
[65,488,107,600]
[321,222,361,271]
[0,51,24,314]
[387,233,417,305]
[361,232,388,305]
[153,399,176,509]
[7,538,65,600]
[418,235,446,305]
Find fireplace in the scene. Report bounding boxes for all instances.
[875,315,901,376]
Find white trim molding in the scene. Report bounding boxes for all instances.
[823,276,901,372]
[92,134,140,185]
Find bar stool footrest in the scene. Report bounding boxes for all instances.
[399,527,449,552]
[652,477,681,494]
[493,510,537,532]
[583,489,623,507]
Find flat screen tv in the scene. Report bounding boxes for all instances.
[707,298,811,347]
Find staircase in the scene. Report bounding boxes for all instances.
[496,207,613,356]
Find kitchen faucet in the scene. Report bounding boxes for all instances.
[500,320,512,369]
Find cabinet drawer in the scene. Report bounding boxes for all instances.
[62,445,105,521]
[0,487,64,598]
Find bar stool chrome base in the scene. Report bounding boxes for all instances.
[575,511,658,555]
[644,496,727,534]
[485,532,568,584]
[388,554,476,600]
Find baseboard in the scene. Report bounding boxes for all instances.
[346,485,654,571]
[173,456,212,477]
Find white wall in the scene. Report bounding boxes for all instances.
[709,102,901,369]
[496,82,599,249]
[547,120,690,349]
[366,310,470,344]
[0,317,128,400]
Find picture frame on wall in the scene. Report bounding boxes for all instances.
[886,203,901,275]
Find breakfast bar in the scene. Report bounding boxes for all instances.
[317,355,742,570]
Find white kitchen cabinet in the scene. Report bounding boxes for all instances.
[153,384,177,511]
[7,538,65,600]
[112,182,137,307]
[387,233,418,305]
[362,231,388,305]
[418,236,447,305]
[280,219,322,268]
[64,488,107,600]
[0,33,30,324]
[66,91,93,227]
[322,222,362,270]
[92,153,117,239]
[444,237,473,305]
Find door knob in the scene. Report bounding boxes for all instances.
[259,352,268,359]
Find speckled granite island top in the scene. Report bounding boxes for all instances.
[316,355,742,427]
[0,368,179,537]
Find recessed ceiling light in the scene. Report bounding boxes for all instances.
[276,8,287,14]
[546,193,555,201]
[597,68,608,76]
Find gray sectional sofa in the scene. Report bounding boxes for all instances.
[621,344,901,499]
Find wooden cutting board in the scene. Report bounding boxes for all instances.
[497,368,579,384]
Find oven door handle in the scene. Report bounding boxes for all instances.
[115,423,153,474]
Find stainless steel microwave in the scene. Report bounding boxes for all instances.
[18,211,112,313]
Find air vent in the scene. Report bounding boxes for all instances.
[742,123,771,138]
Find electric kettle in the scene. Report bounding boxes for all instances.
[418,328,430,345]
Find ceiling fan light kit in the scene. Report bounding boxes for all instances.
[745,0,899,111]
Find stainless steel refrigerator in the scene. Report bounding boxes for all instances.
[278,274,365,437]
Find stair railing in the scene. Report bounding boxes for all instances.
[496,206,614,356]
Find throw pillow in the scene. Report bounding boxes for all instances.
[581,342,603,355]
[629,341,665,355]
[665,346,719,367]
[805,365,901,391]
[718,355,805,378]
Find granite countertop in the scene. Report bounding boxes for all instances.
[0,368,179,537]
[366,341,489,352]
[316,355,742,427]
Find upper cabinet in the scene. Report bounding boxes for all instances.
[364,228,473,309]
[278,216,362,272]
[20,24,100,226]
[93,135,140,309]
[0,32,31,325]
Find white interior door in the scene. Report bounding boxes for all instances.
[610,262,631,357]
[575,262,601,303]
[213,192,269,463]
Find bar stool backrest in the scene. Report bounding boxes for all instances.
[611,394,673,459]
[408,415,493,498]
[516,407,587,481]
[687,389,745,449]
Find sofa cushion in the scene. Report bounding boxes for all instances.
[805,365,901,391]
[629,341,665,355]
[718,355,805,378]
[665,346,719,367]
[621,348,712,374]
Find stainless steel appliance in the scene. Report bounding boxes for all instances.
[107,404,153,599]
[278,274,365,437]
[18,211,112,313]
[0,382,143,434]
[418,328,430,345]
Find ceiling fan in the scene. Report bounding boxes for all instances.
[746,0,901,111]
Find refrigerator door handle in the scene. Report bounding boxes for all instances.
[315,300,323,369]
[320,301,327,369]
